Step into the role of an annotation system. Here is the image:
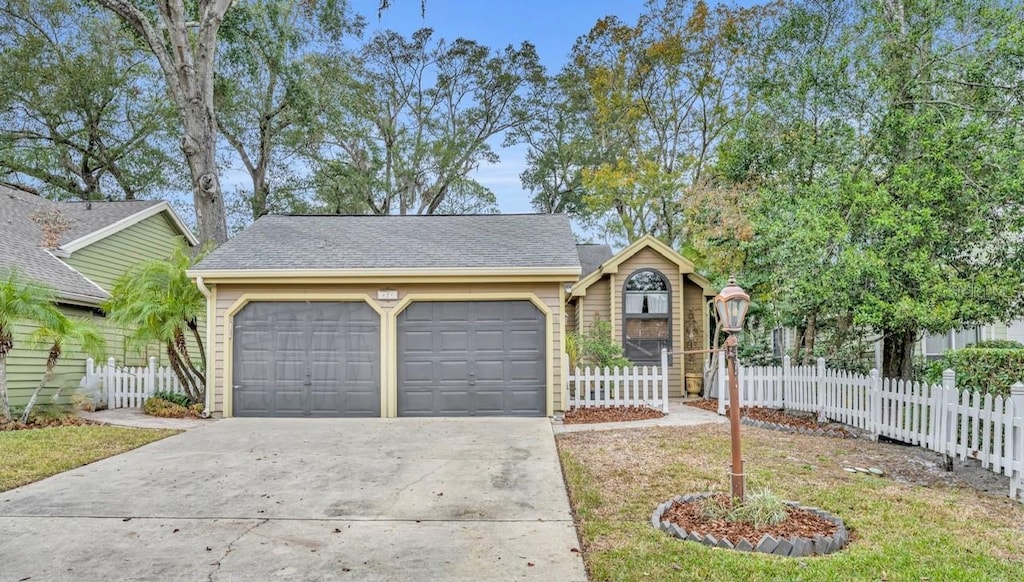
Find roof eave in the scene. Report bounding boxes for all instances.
[187,266,583,282]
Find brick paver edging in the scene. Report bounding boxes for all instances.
[651,493,850,557]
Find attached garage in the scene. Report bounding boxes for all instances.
[397,300,546,417]
[232,301,381,417]
[189,214,581,418]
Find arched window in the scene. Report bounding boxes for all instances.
[623,270,670,363]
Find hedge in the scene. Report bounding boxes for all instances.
[923,348,1024,396]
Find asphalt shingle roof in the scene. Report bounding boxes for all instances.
[192,214,581,272]
[576,243,614,277]
[0,185,162,302]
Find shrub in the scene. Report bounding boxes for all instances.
[152,390,193,407]
[143,396,190,418]
[973,339,1024,350]
[571,319,632,369]
[923,348,1024,396]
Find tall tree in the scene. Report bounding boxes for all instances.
[529,0,776,246]
[303,28,542,215]
[93,0,234,245]
[0,0,176,200]
[216,0,362,221]
[723,0,1024,378]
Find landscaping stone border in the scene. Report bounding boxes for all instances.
[740,417,856,439]
[650,493,850,557]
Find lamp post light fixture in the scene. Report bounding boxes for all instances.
[714,276,751,504]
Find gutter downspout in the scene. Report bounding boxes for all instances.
[195,276,213,418]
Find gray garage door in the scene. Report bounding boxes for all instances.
[232,301,380,417]
[397,300,546,417]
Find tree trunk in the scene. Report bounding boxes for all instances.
[188,319,207,370]
[0,352,9,421]
[181,107,228,245]
[882,328,917,380]
[802,313,817,366]
[20,367,56,424]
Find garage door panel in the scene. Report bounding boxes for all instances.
[397,300,545,417]
[439,330,470,351]
[232,301,381,417]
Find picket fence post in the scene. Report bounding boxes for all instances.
[717,350,727,415]
[105,357,116,409]
[1010,383,1024,502]
[782,355,791,411]
[660,349,670,413]
[941,369,957,462]
[869,368,881,440]
[147,357,157,399]
[816,358,827,423]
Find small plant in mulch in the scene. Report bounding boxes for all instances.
[562,406,666,424]
[142,395,203,418]
[653,487,851,556]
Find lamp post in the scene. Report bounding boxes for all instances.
[714,276,750,504]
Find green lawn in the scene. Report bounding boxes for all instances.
[558,424,1024,581]
[0,425,179,491]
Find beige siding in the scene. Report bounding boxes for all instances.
[565,300,576,334]
[579,278,611,331]
[64,213,190,292]
[209,280,567,416]
[614,247,685,396]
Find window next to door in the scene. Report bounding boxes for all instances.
[623,269,670,364]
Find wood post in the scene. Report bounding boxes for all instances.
[1010,382,1024,501]
[816,357,827,423]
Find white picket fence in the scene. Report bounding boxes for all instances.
[82,357,188,409]
[564,349,670,413]
[716,355,1024,502]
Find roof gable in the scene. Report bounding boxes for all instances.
[190,214,582,278]
[570,234,702,297]
[0,185,195,304]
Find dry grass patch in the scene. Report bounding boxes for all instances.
[0,425,179,491]
[558,424,1024,581]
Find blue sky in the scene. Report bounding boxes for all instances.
[347,0,650,214]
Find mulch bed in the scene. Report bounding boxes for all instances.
[662,494,839,545]
[0,415,97,432]
[686,399,853,438]
[563,406,666,424]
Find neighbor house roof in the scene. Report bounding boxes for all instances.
[190,214,582,278]
[569,234,714,297]
[576,243,614,277]
[0,184,196,305]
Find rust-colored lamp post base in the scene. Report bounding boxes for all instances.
[724,333,745,504]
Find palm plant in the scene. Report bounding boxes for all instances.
[103,247,206,403]
[0,270,64,420]
[20,314,105,423]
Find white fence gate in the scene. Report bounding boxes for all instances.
[564,349,670,413]
[82,357,188,409]
[715,355,1024,503]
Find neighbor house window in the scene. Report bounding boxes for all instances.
[623,270,670,364]
[922,327,980,359]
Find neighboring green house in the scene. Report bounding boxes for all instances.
[0,184,198,410]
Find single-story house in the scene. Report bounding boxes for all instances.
[0,184,198,409]
[566,235,716,398]
[187,214,582,418]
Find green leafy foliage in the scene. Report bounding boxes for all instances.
[142,395,201,418]
[103,246,206,403]
[973,340,1024,350]
[923,348,1024,396]
[151,390,193,408]
[570,319,632,370]
[0,269,64,420]
[701,487,789,530]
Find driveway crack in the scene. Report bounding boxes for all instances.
[208,518,268,582]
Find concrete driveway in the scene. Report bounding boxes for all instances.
[0,418,586,581]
